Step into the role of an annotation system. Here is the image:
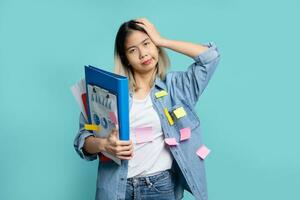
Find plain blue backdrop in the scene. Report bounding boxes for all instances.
[0,0,299,199]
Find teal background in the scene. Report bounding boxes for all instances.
[0,0,299,199]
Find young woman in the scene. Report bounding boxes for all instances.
[74,18,220,200]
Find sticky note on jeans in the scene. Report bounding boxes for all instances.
[164,138,178,146]
[173,107,186,119]
[133,127,154,144]
[155,90,168,98]
[196,145,210,160]
[180,127,191,141]
[84,124,100,131]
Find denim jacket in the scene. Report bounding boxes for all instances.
[74,42,220,200]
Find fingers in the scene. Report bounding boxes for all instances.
[118,155,133,160]
[106,126,134,160]
[116,142,133,151]
[116,149,133,156]
[116,139,132,146]
[135,17,149,23]
[114,140,134,160]
[115,146,133,160]
[134,18,151,27]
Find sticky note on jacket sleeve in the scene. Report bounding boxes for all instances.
[84,124,100,131]
[155,90,168,98]
[173,107,186,119]
[164,138,178,146]
[196,145,211,160]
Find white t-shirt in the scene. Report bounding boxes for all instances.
[127,92,173,178]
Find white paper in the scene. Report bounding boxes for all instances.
[87,84,121,165]
[70,78,88,120]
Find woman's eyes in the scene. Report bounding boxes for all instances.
[129,49,136,54]
[128,42,150,53]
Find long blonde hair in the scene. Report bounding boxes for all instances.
[114,20,170,92]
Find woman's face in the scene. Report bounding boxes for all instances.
[124,30,159,75]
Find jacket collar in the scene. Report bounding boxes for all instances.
[129,75,167,98]
[154,75,167,91]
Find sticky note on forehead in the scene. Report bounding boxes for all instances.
[173,107,186,119]
[155,90,168,98]
[84,124,101,131]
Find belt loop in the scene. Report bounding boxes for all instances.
[145,177,153,188]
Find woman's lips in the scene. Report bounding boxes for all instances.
[142,58,152,65]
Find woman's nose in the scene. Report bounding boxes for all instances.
[139,49,147,59]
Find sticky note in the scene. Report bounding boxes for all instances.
[84,124,100,131]
[196,145,211,160]
[109,111,118,124]
[164,138,178,146]
[164,108,174,125]
[155,90,168,98]
[133,126,154,144]
[173,107,186,119]
[180,127,191,141]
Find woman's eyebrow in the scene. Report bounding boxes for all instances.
[126,38,150,50]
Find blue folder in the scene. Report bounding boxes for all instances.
[85,65,129,140]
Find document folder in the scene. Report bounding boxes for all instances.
[85,65,129,141]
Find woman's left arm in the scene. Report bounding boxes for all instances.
[136,18,220,105]
[159,39,209,58]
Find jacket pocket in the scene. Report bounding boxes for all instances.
[170,101,200,132]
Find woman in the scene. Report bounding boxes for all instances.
[74,18,220,200]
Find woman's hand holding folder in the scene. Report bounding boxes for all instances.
[104,125,134,160]
[84,125,134,160]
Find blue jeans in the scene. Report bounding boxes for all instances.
[125,170,176,200]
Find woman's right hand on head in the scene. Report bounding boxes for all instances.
[104,125,134,160]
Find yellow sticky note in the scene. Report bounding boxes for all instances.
[84,124,100,131]
[164,108,174,125]
[173,107,186,119]
[155,90,168,98]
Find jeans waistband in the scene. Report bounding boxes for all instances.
[127,169,171,181]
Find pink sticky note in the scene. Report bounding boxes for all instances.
[164,138,178,146]
[134,127,154,144]
[109,112,118,124]
[196,145,211,160]
[180,127,191,141]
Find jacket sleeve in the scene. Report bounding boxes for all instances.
[73,113,98,161]
[168,42,220,106]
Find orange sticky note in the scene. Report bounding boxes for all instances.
[180,127,191,141]
[164,138,178,146]
[196,145,211,160]
[133,127,154,144]
[84,124,100,131]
